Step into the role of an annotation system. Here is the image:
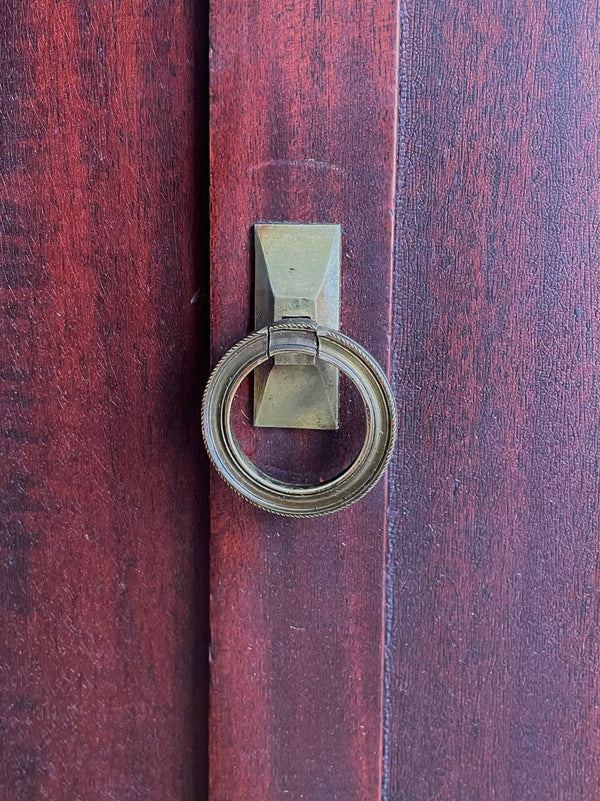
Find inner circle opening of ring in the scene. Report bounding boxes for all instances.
[229,363,367,486]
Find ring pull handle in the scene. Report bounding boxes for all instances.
[202,318,396,517]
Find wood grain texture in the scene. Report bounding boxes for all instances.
[386,2,600,799]
[208,1,398,799]
[0,2,210,799]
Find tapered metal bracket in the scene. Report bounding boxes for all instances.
[253,223,341,429]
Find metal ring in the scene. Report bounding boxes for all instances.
[202,319,397,517]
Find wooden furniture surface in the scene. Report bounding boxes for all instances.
[208,1,398,800]
[210,2,600,800]
[1,2,210,799]
[3,1,600,800]
[386,3,600,799]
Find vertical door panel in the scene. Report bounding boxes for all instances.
[387,2,600,799]
[0,3,209,799]
[209,2,399,799]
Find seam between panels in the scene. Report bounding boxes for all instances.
[382,0,410,799]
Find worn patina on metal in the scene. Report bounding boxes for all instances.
[202,318,396,517]
[254,223,341,429]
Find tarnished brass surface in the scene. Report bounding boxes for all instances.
[254,223,340,429]
[202,319,396,517]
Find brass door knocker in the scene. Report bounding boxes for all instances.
[202,317,396,517]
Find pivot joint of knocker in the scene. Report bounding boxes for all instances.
[266,317,320,364]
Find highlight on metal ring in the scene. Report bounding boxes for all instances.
[201,319,397,517]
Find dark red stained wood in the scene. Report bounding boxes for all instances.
[386,2,600,799]
[209,2,398,800]
[0,2,209,799]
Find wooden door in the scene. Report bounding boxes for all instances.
[209,2,600,801]
[3,1,600,800]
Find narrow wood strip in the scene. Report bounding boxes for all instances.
[209,1,399,798]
